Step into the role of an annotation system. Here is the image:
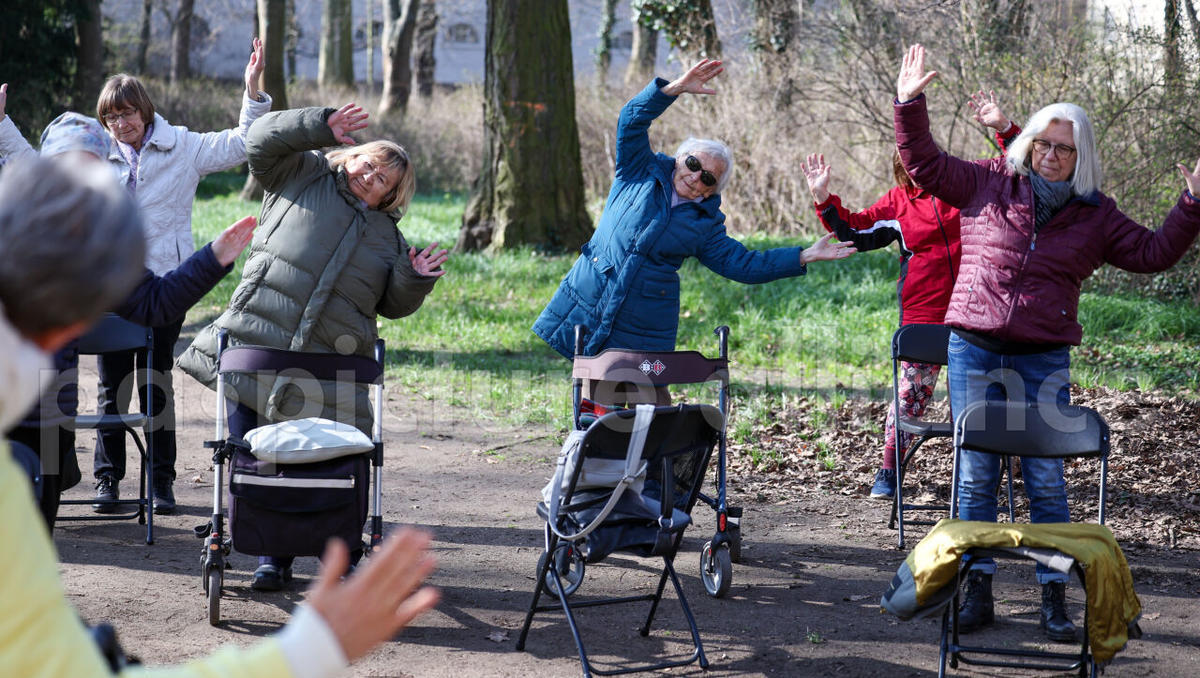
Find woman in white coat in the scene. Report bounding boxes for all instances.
[89,39,272,515]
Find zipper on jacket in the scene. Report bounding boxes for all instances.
[932,197,956,285]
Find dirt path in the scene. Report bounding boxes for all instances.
[51,354,1199,677]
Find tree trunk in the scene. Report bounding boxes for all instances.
[458,0,591,253]
[750,0,799,54]
[286,0,298,80]
[242,0,291,202]
[624,20,657,85]
[594,0,618,87]
[690,0,721,59]
[1165,0,1184,94]
[320,0,354,87]
[171,0,194,83]
[380,0,420,116]
[365,0,374,88]
[137,0,153,73]
[414,0,438,98]
[73,0,104,111]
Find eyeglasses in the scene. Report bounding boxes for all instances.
[684,155,718,187]
[1031,139,1077,160]
[102,109,141,126]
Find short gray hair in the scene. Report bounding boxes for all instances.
[674,137,734,194]
[0,157,146,337]
[1005,103,1102,196]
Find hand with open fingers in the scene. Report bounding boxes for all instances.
[306,530,440,663]
[1179,158,1200,197]
[244,37,266,100]
[800,231,857,265]
[968,90,1011,131]
[327,103,369,145]
[0,83,7,121]
[802,153,832,204]
[660,59,724,97]
[896,44,938,102]
[211,216,257,267]
[409,241,449,278]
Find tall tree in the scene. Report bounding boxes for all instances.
[458,0,591,252]
[320,0,354,87]
[1,0,78,138]
[414,0,439,98]
[380,0,420,116]
[1165,0,1185,93]
[750,0,800,55]
[624,14,658,85]
[170,0,195,83]
[73,0,104,111]
[594,0,619,86]
[242,0,291,201]
[137,0,154,73]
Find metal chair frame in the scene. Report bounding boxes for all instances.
[59,314,156,545]
[939,400,1110,678]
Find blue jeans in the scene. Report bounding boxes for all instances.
[947,332,1072,585]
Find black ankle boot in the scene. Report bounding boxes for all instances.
[957,570,995,633]
[1040,581,1077,642]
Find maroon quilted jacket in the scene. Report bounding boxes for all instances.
[895,95,1200,346]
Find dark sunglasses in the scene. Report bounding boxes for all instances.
[685,155,718,187]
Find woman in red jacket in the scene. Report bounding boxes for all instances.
[895,43,1200,642]
[801,93,1017,500]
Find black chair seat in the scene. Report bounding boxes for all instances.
[72,413,147,430]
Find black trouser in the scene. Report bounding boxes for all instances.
[93,319,183,488]
[10,424,77,532]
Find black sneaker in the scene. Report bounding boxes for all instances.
[152,482,176,515]
[251,564,294,591]
[93,475,120,513]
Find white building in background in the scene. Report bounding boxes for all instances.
[100,0,756,87]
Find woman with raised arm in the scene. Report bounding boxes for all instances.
[893,43,1200,641]
[179,102,448,592]
[534,60,854,405]
[801,91,1019,502]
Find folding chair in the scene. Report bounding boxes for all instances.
[888,324,1014,547]
[940,400,1111,677]
[516,404,723,677]
[59,314,156,544]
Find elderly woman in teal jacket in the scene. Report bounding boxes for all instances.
[533,60,853,375]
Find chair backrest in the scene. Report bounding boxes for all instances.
[955,401,1109,460]
[218,344,383,385]
[76,314,152,355]
[892,323,952,365]
[572,349,728,387]
[578,404,722,507]
[952,401,1109,523]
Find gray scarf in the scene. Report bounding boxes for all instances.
[1030,172,1073,230]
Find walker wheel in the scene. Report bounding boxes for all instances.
[538,545,585,597]
[701,540,732,598]
[728,524,743,564]
[206,568,222,626]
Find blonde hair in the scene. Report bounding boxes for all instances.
[1005,103,1102,196]
[327,140,416,217]
[96,74,155,132]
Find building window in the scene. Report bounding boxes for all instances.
[446,23,479,44]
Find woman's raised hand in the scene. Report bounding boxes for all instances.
[799,231,856,265]
[1178,157,1200,197]
[896,44,938,102]
[409,241,449,278]
[244,37,265,100]
[211,216,257,266]
[306,529,440,663]
[968,90,1011,131]
[802,153,832,204]
[327,103,369,145]
[660,59,724,98]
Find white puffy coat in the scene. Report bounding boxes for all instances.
[107,92,272,275]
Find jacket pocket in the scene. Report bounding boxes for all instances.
[565,247,615,311]
[621,273,681,333]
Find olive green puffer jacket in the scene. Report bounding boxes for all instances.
[178,107,437,431]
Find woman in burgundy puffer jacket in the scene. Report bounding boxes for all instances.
[893,44,1200,643]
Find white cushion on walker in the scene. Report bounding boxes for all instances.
[244,417,374,464]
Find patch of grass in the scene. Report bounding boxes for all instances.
[188,171,1200,433]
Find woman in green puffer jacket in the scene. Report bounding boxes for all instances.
[178,103,448,591]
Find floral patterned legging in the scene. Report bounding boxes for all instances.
[883,361,942,470]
